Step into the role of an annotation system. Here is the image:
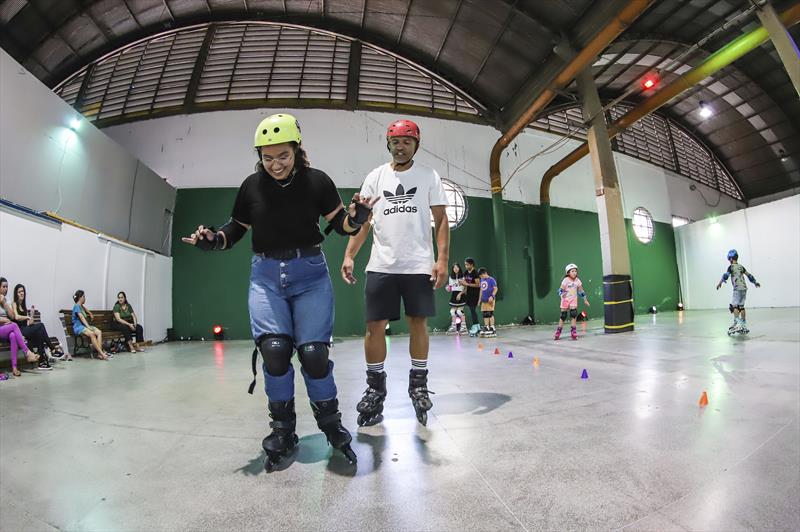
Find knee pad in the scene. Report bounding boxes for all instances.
[482,310,492,318]
[729,304,735,313]
[258,334,294,376]
[560,310,568,321]
[298,342,330,379]
[450,307,457,318]
[569,309,578,319]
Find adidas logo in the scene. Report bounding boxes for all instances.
[383,184,417,204]
[382,184,419,215]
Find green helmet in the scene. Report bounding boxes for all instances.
[254,113,302,148]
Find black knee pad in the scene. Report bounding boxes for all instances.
[482,311,492,318]
[569,309,578,319]
[298,342,330,379]
[560,310,568,320]
[729,304,735,313]
[258,334,294,376]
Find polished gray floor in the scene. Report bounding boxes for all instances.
[1,309,798,532]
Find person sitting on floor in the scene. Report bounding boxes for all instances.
[12,283,64,365]
[71,290,110,360]
[111,291,145,353]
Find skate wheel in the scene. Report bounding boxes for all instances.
[342,445,358,464]
[357,413,383,427]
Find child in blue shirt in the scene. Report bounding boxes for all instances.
[478,268,498,338]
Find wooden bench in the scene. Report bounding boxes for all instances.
[0,310,64,367]
[60,309,127,357]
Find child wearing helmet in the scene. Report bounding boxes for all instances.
[555,263,590,340]
[181,113,378,471]
[716,249,760,335]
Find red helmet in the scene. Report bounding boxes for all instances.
[386,119,420,142]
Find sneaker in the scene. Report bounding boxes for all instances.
[106,352,114,359]
[37,360,53,371]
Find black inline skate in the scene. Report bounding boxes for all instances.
[262,399,299,473]
[310,398,357,465]
[408,369,434,426]
[356,370,387,426]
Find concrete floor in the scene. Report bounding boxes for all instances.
[1,308,798,532]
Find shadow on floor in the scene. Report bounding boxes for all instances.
[432,392,511,416]
[235,434,357,477]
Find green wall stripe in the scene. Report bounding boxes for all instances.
[172,188,680,339]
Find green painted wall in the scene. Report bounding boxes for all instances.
[172,188,680,339]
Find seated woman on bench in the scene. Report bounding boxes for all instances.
[111,291,145,353]
[12,283,65,362]
[72,290,110,360]
[0,277,41,376]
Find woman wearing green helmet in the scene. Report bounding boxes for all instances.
[182,113,377,471]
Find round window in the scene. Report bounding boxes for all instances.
[632,207,654,244]
[431,179,468,229]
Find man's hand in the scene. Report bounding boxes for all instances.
[755,282,761,288]
[341,257,357,285]
[430,260,448,289]
[129,323,135,331]
[584,298,590,307]
[716,281,722,290]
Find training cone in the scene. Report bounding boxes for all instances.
[494,348,501,355]
[533,357,540,367]
[477,343,483,350]
[699,391,709,407]
[581,369,589,379]
[507,351,513,358]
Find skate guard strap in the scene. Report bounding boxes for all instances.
[247,346,258,394]
[315,412,341,427]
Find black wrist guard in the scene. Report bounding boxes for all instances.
[325,208,361,236]
[219,219,247,249]
[195,227,221,251]
[350,199,372,225]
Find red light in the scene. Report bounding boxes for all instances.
[643,78,654,89]
[213,325,223,335]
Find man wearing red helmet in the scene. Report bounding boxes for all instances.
[341,118,450,427]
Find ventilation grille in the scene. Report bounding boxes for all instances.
[532,105,743,200]
[53,23,484,125]
[359,46,478,116]
[196,25,349,103]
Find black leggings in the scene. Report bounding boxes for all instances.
[111,321,144,343]
[18,322,55,353]
[466,301,480,327]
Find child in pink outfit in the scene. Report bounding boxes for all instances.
[555,263,590,340]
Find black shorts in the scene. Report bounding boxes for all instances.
[365,272,436,322]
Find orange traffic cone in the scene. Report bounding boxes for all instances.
[494,347,501,355]
[533,357,540,367]
[698,391,709,407]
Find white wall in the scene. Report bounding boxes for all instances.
[675,194,800,309]
[0,206,173,351]
[0,49,176,254]
[103,108,744,224]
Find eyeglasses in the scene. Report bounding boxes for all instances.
[262,153,292,166]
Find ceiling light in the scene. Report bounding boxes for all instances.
[699,101,713,118]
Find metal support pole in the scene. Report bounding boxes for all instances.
[576,68,634,333]
[756,1,800,98]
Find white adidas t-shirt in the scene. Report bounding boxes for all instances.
[360,162,448,275]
